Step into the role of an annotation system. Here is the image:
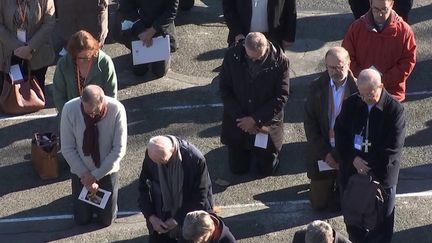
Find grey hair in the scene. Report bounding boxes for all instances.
[244,32,268,52]
[182,210,214,241]
[325,46,350,64]
[81,85,104,107]
[305,220,333,243]
[357,68,382,89]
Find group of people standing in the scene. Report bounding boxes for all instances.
[0,0,419,243]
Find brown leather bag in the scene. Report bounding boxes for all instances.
[31,133,59,180]
[0,64,45,115]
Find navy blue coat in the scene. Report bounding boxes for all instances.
[138,137,213,232]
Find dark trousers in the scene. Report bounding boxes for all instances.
[309,177,340,211]
[348,0,413,21]
[149,232,178,243]
[115,24,174,79]
[71,172,119,227]
[227,143,279,176]
[133,60,170,79]
[346,186,397,243]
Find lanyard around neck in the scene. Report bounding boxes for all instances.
[16,0,28,29]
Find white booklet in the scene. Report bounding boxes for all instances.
[131,36,170,65]
[78,186,112,209]
[317,160,336,172]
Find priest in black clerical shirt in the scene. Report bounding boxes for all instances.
[335,68,406,243]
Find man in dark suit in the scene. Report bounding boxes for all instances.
[335,69,406,243]
[293,220,351,243]
[304,47,358,211]
[222,0,297,49]
[348,0,413,22]
[219,32,289,176]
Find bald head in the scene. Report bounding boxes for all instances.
[357,68,384,104]
[81,85,105,107]
[358,69,382,89]
[245,32,268,52]
[81,85,106,117]
[147,136,175,165]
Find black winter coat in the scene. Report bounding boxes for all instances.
[335,89,406,188]
[137,137,213,232]
[219,42,289,151]
[117,0,178,41]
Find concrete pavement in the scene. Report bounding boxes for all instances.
[1,0,432,242]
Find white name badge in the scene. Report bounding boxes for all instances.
[354,134,363,150]
[17,29,26,43]
[8,64,24,84]
[254,132,268,149]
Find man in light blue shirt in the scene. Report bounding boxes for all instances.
[304,47,358,211]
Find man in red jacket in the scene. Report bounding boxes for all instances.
[342,0,416,102]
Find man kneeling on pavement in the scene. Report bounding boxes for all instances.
[138,135,214,242]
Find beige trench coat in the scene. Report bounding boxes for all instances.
[0,0,55,72]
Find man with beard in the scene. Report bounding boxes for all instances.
[304,47,358,211]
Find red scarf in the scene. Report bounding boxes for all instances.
[80,102,107,168]
[210,215,222,241]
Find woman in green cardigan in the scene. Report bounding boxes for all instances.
[53,30,117,114]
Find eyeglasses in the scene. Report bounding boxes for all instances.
[77,56,93,61]
[326,64,347,71]
[358,93,375,99]
[371,6,390,15]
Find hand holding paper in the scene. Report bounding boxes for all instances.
[132,36,170,65]
[138,27,157,47]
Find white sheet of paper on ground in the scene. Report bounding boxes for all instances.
[131,36,170,65]
[9,64,24,83]
[59,48,68,56]
[78,186,112,209]
[254,132,268,149]
[317,160,336,171]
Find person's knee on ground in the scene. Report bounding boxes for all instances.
[309,179,335,210]
[228,146,251,174]
[73,207,92,225]
[151,59,170,79]
[97,210,117,227]
[132,64,150,76]
[254,150,279,176]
